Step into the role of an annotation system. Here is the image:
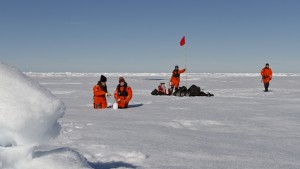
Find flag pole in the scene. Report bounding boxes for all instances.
[184,44,187,87]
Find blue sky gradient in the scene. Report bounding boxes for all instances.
[1,0,300,72]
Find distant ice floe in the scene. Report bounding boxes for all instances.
[25,72,172,77]
[25,72,300,78]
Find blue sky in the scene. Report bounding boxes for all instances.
[1,0,300,73]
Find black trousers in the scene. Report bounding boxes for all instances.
[264,82,269,91]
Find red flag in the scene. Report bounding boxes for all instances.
[180,36,185,46]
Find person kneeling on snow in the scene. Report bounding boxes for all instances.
[158,83,171,95]
[114,77,132,108]
[158,83,166,94]
[93,75,111,109]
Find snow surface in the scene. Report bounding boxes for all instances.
[1,64,300,168]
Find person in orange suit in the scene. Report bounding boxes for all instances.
[114,77,132,109]
[93,75,111,109]
[261,63,273,92]
[170,65,186,91]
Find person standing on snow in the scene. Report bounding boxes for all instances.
[261,63,273,92]
[170,65,186,91]
[114,77,132,109]
[93,75,111,109]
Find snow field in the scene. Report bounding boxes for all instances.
[1,62,300,169]
[33,73,300,169]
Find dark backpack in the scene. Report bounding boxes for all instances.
[151,89,159,95]
[173,86,188,97]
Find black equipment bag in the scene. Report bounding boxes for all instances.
[187,85,201,96]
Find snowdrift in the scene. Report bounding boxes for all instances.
[0,62,65,146]
[0,63,91,169]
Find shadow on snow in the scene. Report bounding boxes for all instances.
[88,161,138,169]
[128,103,143,108]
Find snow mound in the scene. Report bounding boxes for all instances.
[0,62,65,146]
[27,147,91,169]
[0,146,92,169]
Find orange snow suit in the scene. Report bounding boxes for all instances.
[114,84,132,109]
[261,67,273,83]
[93,84,107,109]
[170,69,186,89]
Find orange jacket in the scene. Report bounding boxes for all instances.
[114,84,132,104]
[93,84,107,103]
[170,69,186,86]
[261,67,272,83]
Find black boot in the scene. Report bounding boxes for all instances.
[264,82,269,92]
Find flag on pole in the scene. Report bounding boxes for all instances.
[179,35,187,87]
[180,36,185,46]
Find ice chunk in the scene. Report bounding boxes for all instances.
[0,62,65,146]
